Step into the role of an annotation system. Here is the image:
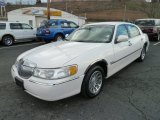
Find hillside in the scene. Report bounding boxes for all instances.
[4,1,155,21]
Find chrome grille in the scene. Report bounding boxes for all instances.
[17,59,34,79]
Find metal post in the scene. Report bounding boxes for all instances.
[47,0,50,20]
[4,6,6,17]
[66,1,68,12]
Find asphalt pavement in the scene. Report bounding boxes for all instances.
[0,41,160,120]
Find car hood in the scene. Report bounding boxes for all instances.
[18,41,104,68]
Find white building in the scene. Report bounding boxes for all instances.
[7,7,86,28]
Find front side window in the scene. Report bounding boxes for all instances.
[116,25,129,38]
[126,25,140,38]
[10,23,22,29]
[66,25,114,43]
[22,23,32,29]
[0,23,6,30]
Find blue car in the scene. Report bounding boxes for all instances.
[36,19,79,43]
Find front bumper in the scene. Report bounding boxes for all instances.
[11,65,84,101]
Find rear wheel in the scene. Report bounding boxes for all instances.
[2,35,14,46]
[54,34,63,42]
[81,65,104,98]
[137,45,146,62]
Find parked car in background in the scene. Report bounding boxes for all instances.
[0,21,36,46]
[11,22,149,101]
[135,19,160,41]
[36,19,79,43]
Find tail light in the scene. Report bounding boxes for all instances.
[43,29,50,34]
[153,27,158,33]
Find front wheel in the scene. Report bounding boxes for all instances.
[2,36,14,46]
[157,33,160,41]
[137,45,146,62]
[81,65,105,98]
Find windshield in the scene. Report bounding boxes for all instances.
[0,23,6,30]
[135,20,155,26]
[66,25,114,43]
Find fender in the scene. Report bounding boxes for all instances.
[84,59,108,77]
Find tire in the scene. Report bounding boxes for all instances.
[137,45,146,62]
[44,40,51,43]
[81,65,105,98]
[54,34,63,42]
[2,35,14,46]
[157,33,160,41]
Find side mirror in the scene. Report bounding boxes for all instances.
[65,34,69,38]
[117,35,128,43]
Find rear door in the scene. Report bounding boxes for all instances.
[9,23,24,40]
[126,24,143,58]
[60,21,71,35]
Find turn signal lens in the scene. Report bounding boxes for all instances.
[69,65,78,76]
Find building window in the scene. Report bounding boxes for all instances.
[29,20,33,27]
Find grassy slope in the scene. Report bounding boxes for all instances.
[5,1,149,21]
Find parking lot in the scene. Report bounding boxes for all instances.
[0,41,160,120]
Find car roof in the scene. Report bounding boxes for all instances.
[85,22,133,26]
[49,19,67,22]
[0,21,26,24]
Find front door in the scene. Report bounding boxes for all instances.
[109,24,133,76]
[21,23,36,39]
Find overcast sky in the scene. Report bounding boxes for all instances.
[2,0,151,4]
[3,0,47,4]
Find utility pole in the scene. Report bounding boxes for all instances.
[123,4,127,21]
[47,0,50,20]
[65,1,68,12]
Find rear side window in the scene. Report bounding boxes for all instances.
[61,22,69,28]
[10,23,22,29]
[48,21,58,28]
[0,23,6,30]
[126,25,140,38]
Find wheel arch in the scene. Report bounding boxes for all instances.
[2,34,15,41]
[84,59,108,78]
[54,32,65,39]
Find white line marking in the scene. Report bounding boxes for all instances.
[0,42,44,50]
[153,42,160,46]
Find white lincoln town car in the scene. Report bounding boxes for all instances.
[11,22,149,101]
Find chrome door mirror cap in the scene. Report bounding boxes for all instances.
[117,35,128,43]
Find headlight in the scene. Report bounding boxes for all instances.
[33,65,78,80]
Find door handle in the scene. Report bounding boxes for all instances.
[128,41,132,46]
